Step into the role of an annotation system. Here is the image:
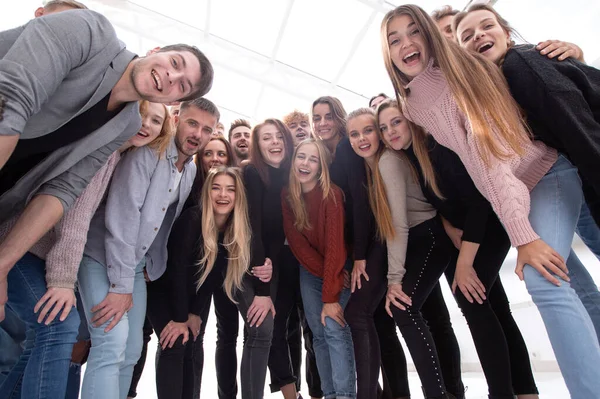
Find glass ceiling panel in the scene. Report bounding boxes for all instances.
[210,0,289,57]
[206,68,263,118]
[128,0,208,31]
[277,0,373,82]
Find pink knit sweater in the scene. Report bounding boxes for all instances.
[0,152,120,289]
[402,60,557,246]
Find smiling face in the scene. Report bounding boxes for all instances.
[348,114,380,160]
[287,119,312,146]
[130,50,202,103]
[257,123,285,168]
[293,142,320,189]
[230,126,252,160]
[174,106,217,158]
[210,174,236,218]
[202,140,229,172]
[456,9,510,64]
[378,106,413,150]
[312,103,340,142]
[128,102,166,147]
[387,14,431,80]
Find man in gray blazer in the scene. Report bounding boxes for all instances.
[0,8,214,322]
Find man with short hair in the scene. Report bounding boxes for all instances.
[431,5,459,40]
[213,121,226,137]
[35,0,88,17]
[228,119,252,165]
[368,93,389,109]
[282,110,312,147]
[0,9,214,322]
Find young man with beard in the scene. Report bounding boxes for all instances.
[283,110,312,147]
[0,8,214,322]
[77,97,218,399]
[228,119,253,166]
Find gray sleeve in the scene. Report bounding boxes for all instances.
[36,140,124,211]
[0,10,115,137]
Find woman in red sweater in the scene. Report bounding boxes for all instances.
[282,138,356,399]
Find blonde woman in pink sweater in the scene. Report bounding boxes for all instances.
[0,100,171,399]
[380,5,600,399]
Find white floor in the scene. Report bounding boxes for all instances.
[127,239,600,399]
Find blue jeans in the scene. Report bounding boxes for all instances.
[576,201,600,260]
[566,250,600,342]
[0,252,80,399]
[0,306,26,386]
[300,267,355,399]
[525,155,600,399]
[77,256,147,399]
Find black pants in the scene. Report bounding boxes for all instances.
[128,316,154,398]
[389,217,455,399]
[146,283,210,399]
[345,240,387,399]
[213,285,240,399]
[444,215,538,398]
[376,282,464,399]
[268,246,322,396]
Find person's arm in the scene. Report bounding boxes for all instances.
[281,191,325,270]
[503,51,600,205]
[536,40,584,62]
[0,11,116,166]
[321,189,346,304]
[243,166,270,296]
[379,152,410,285]
[166,207,202,323]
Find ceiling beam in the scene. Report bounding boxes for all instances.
[271,0,295,60]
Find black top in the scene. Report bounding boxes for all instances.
[405,136,491,244]
[243,163,287,296]
[161,206,228,323]
[0,91,119,197]
[502,44,600,223]
[330,137,374,260]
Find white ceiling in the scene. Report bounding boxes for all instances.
[3,0,600,127]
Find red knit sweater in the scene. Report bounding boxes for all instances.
[282,184,346,303]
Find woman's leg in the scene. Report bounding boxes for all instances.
[525,155,600,398]
[391,218,453,399]
[297,287,323,398]
[0,253,79,399]
[213,284,239,399]
[487,279,538,396]
[565,249,600,342]
[191,298,211,398]
[235,278,274,399]
[288,303,302,392]
[345,241,386,399]
[127,316,153,398]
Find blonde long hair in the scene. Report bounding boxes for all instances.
[196,167,251,302]
[286,139,333,231]
[380,4,531,166]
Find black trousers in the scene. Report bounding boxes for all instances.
[345,240,387,399]
[268,246,322,396]
[212,286,240,399]
[389,217,456,399]
[444,215,538,398]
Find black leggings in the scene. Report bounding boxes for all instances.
[389,216,455,399]
[376,282,464,399]
[444,215,538,398]
[345,240,387,399]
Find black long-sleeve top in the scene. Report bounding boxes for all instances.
[502,44,600,224]
[330,137,375,260]
[243,164,287,296]
[404,136,491,244]
[160,206,227,323]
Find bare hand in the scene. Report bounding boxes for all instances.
[160,320,189,349]
[34,287,76,324]
[452,263,486,304]
[537,40,584,62]
[351,260,369,293]
[247,296,275,328]
[441,217,463,250]
[186,313,202,342]
[516,239,568,286]
[385,283,412,316]
[321,302,346,327]
[0,271,7,322]
[91,292,133,333]
[252,258,272,282]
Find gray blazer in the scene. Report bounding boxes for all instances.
[0,10,141,223]
[84,139,197,294]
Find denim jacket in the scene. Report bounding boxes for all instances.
[84,138,196,294]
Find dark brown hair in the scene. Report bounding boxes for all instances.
[249,118,294,186]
